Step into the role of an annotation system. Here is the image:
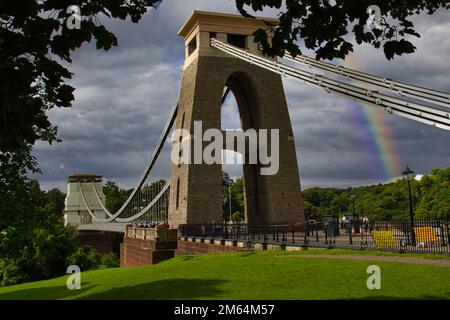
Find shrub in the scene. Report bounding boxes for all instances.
[232,211,244,222]
[66,246,101,272]
[0,258,24,286]
[99,252,119,269]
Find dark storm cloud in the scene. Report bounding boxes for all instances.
[32,2,450,191]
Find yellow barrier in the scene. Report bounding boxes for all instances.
[372,231,396,248]
[414,227,438,243]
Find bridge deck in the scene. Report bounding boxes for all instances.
[78,223,128,233]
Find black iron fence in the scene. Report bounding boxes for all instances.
[179,219,450,254]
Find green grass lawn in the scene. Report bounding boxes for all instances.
[281,247,450,260]
[0,250,449,300]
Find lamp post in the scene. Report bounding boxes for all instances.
[351,192,356,217]
[351,191,360,233]
[228,180,232,223]
[402,165,416,246]
[222,172,233,224]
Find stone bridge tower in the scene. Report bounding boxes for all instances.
[64,174,106,226]
[168,11,303,227]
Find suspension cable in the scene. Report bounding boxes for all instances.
[211,38,450,131]
[283,53,450,107]
[79,182,170,223]
[79,182,104,223]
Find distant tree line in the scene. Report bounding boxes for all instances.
[219,168,450,223]
[303,167,450,221]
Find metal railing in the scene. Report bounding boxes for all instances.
[179,219,450,254]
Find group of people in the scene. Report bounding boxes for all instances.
[361,216,370,225]
[339,215,370,234]
[132,221,170,229]
[340,215,370,225]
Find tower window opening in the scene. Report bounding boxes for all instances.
[176,178,180,210]
[187,37,197,56]
[227,34,247,49]
[178,149,183,168]
[180,112,185,132]
[178,113,185,167]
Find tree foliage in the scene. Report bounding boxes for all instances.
[232,211,244,222]
[0,3,158,282]
[222,173,245,221]
[103,180,131,213]
[0,0,160,204]
[0,180,117,286]
[236,0,450,60]
[0,179,73,285]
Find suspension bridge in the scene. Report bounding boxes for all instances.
[64,11,450,237]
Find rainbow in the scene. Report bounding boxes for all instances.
[339,53,402,181]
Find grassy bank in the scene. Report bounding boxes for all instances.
[0,250,449,300]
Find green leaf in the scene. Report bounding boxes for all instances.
[93,25,118,51]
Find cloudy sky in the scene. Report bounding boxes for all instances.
[32,0,450,192]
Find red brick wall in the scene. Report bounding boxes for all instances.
[76,231,117,254]
[120,237,176,267]
[175,239,241,256]
[120,237,258,267]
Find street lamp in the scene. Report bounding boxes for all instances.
[350,192,356,217]
[350,191,359,233]
[228,179,232,223]
[402,165,416,246]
